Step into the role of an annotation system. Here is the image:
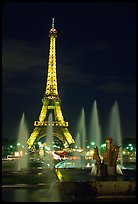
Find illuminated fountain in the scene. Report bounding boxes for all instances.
[74,133,82,168]
[91,101,124,175]
[43,113,54,169]
[79,107,86,151]
[39,113,60,201]
[16,112,29,171]
[108,101,123,165]
[89,100,102,149]
[77,107,87,168]
[75,133,81,150]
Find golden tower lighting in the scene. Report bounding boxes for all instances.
[27,18,75,149]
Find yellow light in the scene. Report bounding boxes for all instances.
[56,169,63,181]
[27,21,75,149]
[123,151,126,154]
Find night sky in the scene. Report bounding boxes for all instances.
[2,2,136,143]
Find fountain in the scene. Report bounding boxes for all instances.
[16,112,29,171]
[76,107,87,168]
[108,101,123,165]
[80,107,86,151]
[75,133,81,149]
[89,100,102,149]
[43,113,54,169]
[90,101,123,175]
[3,108,136,202]
[74,133,82,168]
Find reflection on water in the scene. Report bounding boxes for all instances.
[2,162,136,202]
[2,185,60,202]
[15,189,28,202]
[2,169,61,202]
[31,186,60,202]
[3,189,29,202]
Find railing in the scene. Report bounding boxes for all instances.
[34,121,68,127]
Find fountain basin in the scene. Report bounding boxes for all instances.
[56,168,136,201]
[59,179,136,201]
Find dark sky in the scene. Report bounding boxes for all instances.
[2,2,136,143]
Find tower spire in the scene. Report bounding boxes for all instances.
[52,18,54,29]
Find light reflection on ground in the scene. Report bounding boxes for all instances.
[2,161,136,202]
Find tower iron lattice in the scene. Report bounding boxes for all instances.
[27,18,75,150]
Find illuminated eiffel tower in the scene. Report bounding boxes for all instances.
[27,18,75,150]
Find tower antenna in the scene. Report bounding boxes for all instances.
[52,18,54,29]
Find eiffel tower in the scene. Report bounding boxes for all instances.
[27,18,75,150]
